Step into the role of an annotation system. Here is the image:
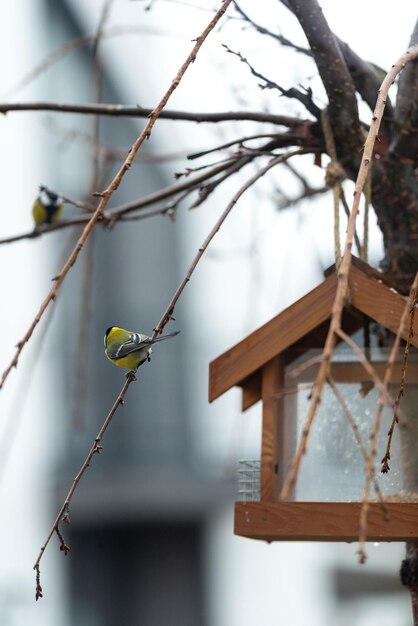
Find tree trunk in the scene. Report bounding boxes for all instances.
[401,543,418,625]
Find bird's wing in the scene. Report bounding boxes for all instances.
[107,331,179,360]
[114,333,151,359]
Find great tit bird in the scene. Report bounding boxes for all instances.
[32,189,63,227]
[104,326,180,371]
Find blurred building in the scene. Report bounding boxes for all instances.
[44,2,233,624]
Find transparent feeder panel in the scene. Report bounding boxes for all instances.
[283,346,418,502]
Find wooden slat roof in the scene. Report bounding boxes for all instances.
[209,257,418,402]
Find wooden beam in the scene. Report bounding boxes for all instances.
[209,273,337,402]
[260,358,283,501]
[288,361,418,384]
[234,501,418,541]
[240,372,262,411]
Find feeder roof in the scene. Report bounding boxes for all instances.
[209,256,418,408]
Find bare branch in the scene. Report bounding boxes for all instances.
[187,133,279,160]
[222,43,321,119]
[337,39,393,131]
[153,150,302,337]
[222,43,286,91]
[34,372,136,600]
[357,275,418,563]
[381,284,418,473]
[32,0,234,596]
[40,184,96,213]
[279,45,418,503]
[232,1,311,56]
[327,375,388,517]
[0,160,244,245]
[0,101,304,126]
[391,17,418,161]
[1,0,233,394]
[335,328,403,424]
[284,0,363,171]
[234,0,391,129]
[1,129,322,246]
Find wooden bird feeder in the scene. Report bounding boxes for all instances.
[209,257,418,542]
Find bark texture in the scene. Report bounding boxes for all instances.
[283,0,418,285]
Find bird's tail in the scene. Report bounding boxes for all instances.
[152,330,180,343]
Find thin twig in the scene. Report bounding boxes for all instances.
[0,215,94,245]
[32,0,233,596]
[175,155,237,178]
[222,43,284,92]
[40,184,97,213]
[118,205,177,222]
[279,44,418,503]
[340,187,362,256]
[0,101,304,126]
[189,147,309,209]
[287,353,324,380]
[187,133,278,160]
[152,151,293,337]
[356,274,418,563]
[351,47,418,562]
[1,130,320,246]
[326,374,388,518]
[0,150,265,245]
[222,43,321,118]
[336,328,404,424]
[273,383,313,399]
[232,1,311,56]
[381,282,418,473]
[1,0,233,394]
[34,373,135,600]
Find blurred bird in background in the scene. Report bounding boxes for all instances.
[32,187,63,228]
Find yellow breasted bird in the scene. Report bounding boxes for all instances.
[104,326,180,372]
[32,188,63,227]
